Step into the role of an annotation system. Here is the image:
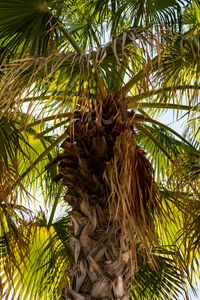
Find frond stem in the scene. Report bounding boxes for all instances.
[129,102,200,112]
[134,122,173,160]
[26,113,73,129]
[57,20,82,53]
[48,185,63,226]
[126,85,200,105]
[144,117,197,150]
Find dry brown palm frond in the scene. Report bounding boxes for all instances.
[169,151,200,196]
[0,27,159,120]
[0,53,77,118]
[103,129,161,268]
[0,200,34,293]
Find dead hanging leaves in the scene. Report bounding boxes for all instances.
[103,129,160,267]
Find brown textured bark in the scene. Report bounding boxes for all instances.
[56,95,157,299]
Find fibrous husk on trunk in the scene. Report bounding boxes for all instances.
[51,94,160,299]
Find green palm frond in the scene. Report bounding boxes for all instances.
[183,0,200,31]
[0,202,32,294]
[136,124,180,179]
[170,149,200,192]
[168,192,200,283]
[131,247,192,300]
[0,202,31,255]
[0,112,65,210]
[85,0,190,36]
[127,86,200,122]
[119,0,187,30]
[0,115,32,197]
[156,32,200,91]
[1,215,72,300]
[0,0,58,57]
[183,117,200,148]
[0,0,82,57]
[21,217,72,300]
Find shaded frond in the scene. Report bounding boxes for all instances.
[1,215,72,300]
[131,247,191,300]
[0,0,82,57]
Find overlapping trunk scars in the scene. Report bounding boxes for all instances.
[58,95,158,299]
[66,198,130,300]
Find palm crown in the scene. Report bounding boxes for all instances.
[0,0,199,299]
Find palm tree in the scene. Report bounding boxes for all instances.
[0,0,199,299]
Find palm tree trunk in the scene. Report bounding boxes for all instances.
[58,95,158,299]
[64,198,130,299]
